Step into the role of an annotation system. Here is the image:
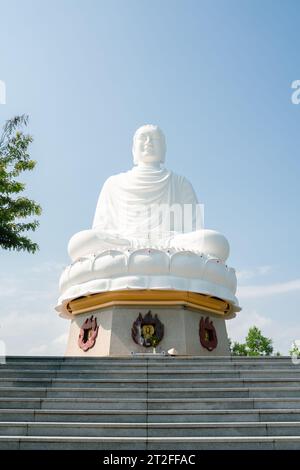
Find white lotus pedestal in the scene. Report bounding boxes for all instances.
[65,300,231,357]
[56,248,240,357]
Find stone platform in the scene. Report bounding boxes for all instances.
[65,304,230,357]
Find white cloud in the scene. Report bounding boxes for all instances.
[27,332,68,356]
[28,344,48,355]
[227,306,300,355]
[0,285,18,297]
[29,262,66,275]
[257,265,272,276]
[238,278,300,299]
[0,260,69,356]
[227,310,272,344]
[52,333,68,346]
[236,265,273,282]
[0,302,69,356]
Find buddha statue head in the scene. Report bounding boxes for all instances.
[132,124,166,166]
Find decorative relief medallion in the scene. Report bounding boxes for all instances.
[132,310,164,348]
[78,315,99,351]
[199,316,218,351]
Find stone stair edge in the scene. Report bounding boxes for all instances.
[1,420,300,428]
[2,408,300,415]
[1,368,299,374]
[1,385,300,392]
[1,377,299,383]
[4,355,293,360]
[2,396,300,403]
[1,435,300,442]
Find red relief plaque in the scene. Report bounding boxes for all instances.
[78,315,99,352]
[131,310,164,348]
[199,316,218,351]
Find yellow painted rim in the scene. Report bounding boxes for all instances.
[67,289,233,316]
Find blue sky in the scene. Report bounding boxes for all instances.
[0,0,300,355]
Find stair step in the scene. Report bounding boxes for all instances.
[0,435,300,450]
[1,408,300,423]
[4,356,294,363]
[1,397,300,411]
[1,360,297,370]
[1,386,300,399]
[0,421,300,438]
[1,369,300,381]
[1,377,299,389]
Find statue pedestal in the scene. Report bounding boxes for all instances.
[65,298,231,357]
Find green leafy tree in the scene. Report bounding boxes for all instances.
[231,341,248,356]
[0,115,41,253]
[230,326,273,356]
[290,342,300,357]
[245,326,273,356]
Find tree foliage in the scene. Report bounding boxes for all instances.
[290,342,300,357]
[230,326,274,356]
[0,115,41,253]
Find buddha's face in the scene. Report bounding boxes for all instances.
[133,126,166,165]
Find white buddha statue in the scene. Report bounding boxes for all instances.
[68,125,229,262]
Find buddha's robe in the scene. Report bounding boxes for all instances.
[92,165,201,242]
[68,166,229,262]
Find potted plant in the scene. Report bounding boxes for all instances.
[150,335,160,354]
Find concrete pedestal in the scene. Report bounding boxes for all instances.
[65,305,231,357]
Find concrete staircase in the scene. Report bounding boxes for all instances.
[0,355,300,449]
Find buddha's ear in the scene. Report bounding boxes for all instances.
[161,146,166,164]
[160,135,167,163]
[132,146,138,165]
